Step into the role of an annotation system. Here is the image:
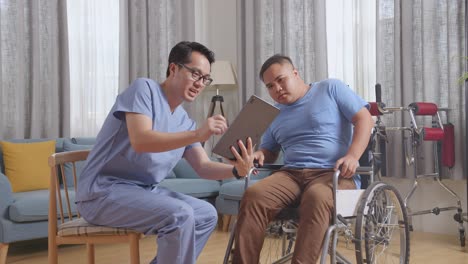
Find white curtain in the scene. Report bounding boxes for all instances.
[237,0,328,104]
[326,0,377,101]
[377,0,466,180]
[68,0,197,136]
[67,0,120,137]
[0,0,70,139]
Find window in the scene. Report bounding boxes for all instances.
[67,0,119,136]
[326,0,376,101]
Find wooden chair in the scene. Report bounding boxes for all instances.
[48,150,143,264]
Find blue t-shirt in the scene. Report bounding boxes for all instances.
[261,79,369,187]
[76,78,200,202]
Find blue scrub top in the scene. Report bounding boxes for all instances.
[76,78,200,202]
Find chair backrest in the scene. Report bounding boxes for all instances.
[48,150,90,232]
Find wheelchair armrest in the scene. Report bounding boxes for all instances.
[256,165,371,174]
[333,166,371,193]
[242,164,284,190]
[356,166,372,175]
[255,164,283,171]
[244,165,370,197]
[332,167,370,224]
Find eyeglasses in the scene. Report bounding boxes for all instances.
[177,63,213,86]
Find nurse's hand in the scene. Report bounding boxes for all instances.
[196,114,228,142]
[229,137,255,177]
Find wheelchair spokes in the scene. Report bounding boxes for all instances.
[355,182,410,264]
[259,220,296,264]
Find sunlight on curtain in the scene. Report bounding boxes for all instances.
[326,0,376,101]
[67,0,119,137]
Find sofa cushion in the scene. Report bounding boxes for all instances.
[0,140,55,192]
[71,137,96,145]
[1,138,65,150]
[172,157,223,179]
[166,170,176,179]
[0,138,65,175]
[9,189,77,222]
[62,140,92,187]
[172,158,201,179]
[217,179,261,201]
[215,180,262,215]
[215,195,241,215]
[159,178,220,198]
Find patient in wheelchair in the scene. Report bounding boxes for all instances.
[232,54,374,264]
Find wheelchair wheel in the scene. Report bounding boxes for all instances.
[258,220,296,264]
[354,182,410,264]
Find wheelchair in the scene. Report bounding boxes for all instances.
[222,165,410,264]
[221,84,414,263]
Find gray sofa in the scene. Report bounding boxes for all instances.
[0,137,223,262]
[215,171,273,216]
[215,155,283,231]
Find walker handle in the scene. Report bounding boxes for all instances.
[421,127,444,141]
[409,102,438,116]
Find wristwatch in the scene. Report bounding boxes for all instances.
[232,167,242,180]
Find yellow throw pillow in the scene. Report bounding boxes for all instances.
[1,140,55,192]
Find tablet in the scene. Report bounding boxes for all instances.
[212,95,280,160]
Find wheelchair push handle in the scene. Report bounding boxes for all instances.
[375,83,382,103]
[369,83,386,116]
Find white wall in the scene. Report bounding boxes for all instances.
[196,0,468,236]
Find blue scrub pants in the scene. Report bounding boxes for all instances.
[77,183,218,264]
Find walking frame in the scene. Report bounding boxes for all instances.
[369,84,466,247]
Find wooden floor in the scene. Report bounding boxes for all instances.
[4,229,468,264]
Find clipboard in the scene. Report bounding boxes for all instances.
[212,95,280,160]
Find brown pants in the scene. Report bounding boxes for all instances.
[232,169,356,264]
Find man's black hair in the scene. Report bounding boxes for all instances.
[259,54,294,81]
[166,41,215,77]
